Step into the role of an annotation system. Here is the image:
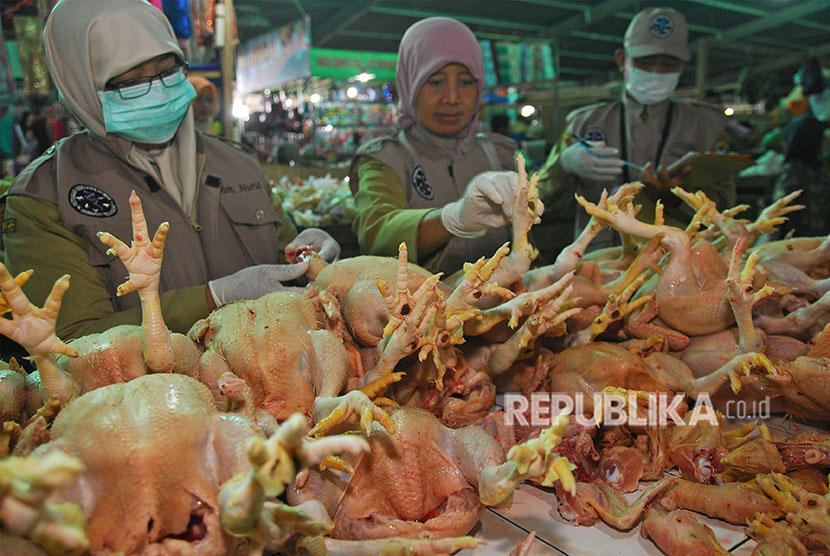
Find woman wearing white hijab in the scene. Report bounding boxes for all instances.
[3,0,338,340]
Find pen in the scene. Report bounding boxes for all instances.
[573,135,645,172]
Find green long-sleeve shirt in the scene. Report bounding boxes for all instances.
[3,195,209,340]
[351,156,444,270]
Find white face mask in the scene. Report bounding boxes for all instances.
[809,88,830,121]
[625,66,680,105]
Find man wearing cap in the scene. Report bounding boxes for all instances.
[536,6,734,259]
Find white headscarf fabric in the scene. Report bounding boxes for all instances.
[44,0,198,216]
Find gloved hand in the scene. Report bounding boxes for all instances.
[560,141,625,181]
[208,262,309,307]
[286,227,341,263]
[441,171,519,238]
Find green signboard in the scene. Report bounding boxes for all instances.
[5,41,22,79]
[310,48,397,81]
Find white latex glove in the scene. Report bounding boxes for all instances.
[286,227,341,263]
[560,141,624,181]
[441,171,519,238]
[208,262,309,307]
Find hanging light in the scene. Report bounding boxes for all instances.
[724,107,735,116]
[355,72,376,83]
[346,86,358,99]
[309,93,322,103]
[232,98,249,121]
[520,104,537,118]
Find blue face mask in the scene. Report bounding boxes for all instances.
[98,70,196,144]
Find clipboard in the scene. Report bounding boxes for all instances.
[666,151,754,183]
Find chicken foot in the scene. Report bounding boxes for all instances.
[489,290,582,374]
[555,476,675,529]
[477,410,576,507]
[489,152,544,288]
[96,190,174,372]
[750,472,830,552]
[0,451,89,555]
[726,236,774,354]
[219,413,371,554]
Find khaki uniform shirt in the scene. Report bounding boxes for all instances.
[349,124,517,275]
[536,95,733,258]
[2,131,296,339]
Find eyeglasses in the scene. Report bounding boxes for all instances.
[106,62,189,100]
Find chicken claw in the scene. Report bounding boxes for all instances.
[726,237,773,353]
[446,243,515,321]
[747,189,805,242]
[724,352,777,394]
[0,264,77,358]
[95,190,174,371]
[749,472,830,553]
[0,269,32,313]
[220,414,369,549]
[570,274,651,347]
[310,390,396,437]
[378,243,442,338]
[96,190,169,297]
[0,451,89,554]
[479,409,575,506]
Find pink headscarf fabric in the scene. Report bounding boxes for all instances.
[396,17,484,136]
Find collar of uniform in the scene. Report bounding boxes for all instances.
[404,123,478,160]
[622,92,671,123]
[91,132,133,159]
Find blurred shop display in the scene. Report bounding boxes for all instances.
[477,39,556,168]
[234,22,399,168]
[270,174,356,228]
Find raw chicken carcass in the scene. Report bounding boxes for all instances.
[26,373,370,556]
[287,407,575,544]
[30,373,258,555]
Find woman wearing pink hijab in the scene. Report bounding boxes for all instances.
[348,17,520,275]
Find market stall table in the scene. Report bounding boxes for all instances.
[457,408,829,555]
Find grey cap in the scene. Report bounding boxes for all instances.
[624,7,690,62]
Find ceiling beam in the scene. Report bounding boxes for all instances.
[684,0,830,34]
[703,1,830,46]
[368,6,551,33]
[313,0,381,47]
[711,40,830,83]
[707,41,791,59]
[558,66,615,76]
[338,27,551,45]
[519,0,587,11]
[569,30,622,44]
[549,0,638,37]
[559,49,610,62]
[291,0,308,19]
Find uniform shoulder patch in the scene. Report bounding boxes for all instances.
[68,184,117,218]
[582,126,608,143]
[411,165,434,200]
